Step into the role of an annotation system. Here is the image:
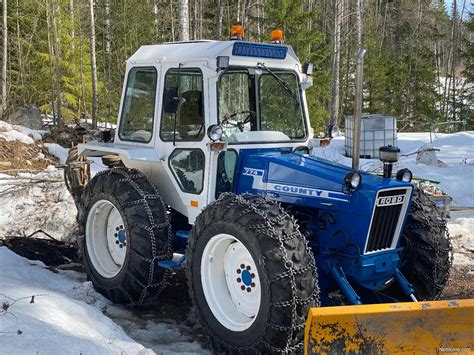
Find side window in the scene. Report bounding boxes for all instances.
[215,150,238,199]
[161,68,204,141]
[169,149,205,194]
[119,67,157,143]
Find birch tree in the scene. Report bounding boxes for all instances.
[179,0,189,41]
[329,0,342,126]
[51,0,62,128]
[89,0,98,128]
[1,0,7,116]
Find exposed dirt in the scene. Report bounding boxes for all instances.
[42,126,106,148]
[441,265,474,300]
[0,138,58,172]
[0,235,79,267]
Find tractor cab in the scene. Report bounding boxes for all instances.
[79,36,316,224]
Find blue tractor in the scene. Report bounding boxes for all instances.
[65,32,453,353]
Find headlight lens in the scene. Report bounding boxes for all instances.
[207,124,223,141]
[345,171,362,189]
[396,168,413,182]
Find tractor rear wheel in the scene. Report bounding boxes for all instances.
[399,187,452,300]
[186,193,319,353]
[79,169,172,306]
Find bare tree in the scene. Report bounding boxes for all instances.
[51,0,62,128]
[178,0,189,41]
[216,0,223,39]
[1,0,7,116]
[356,0,363,48]
[89,0,98,128]
[329,0,342,126]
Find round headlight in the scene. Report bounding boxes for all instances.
[396,168,413,182]
[207,124,223,141]
[345,171,362,189]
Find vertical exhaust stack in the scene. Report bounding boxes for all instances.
[352,48,367,170]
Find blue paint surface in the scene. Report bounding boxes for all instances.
[118,230,126,243]
[242,269,252,286]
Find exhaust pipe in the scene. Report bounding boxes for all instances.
[352,48,367,170]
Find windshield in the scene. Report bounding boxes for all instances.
[218,69,306,141]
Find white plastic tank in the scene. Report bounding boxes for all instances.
[345,114,397,159]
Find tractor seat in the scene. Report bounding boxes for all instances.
[179,90,203,139]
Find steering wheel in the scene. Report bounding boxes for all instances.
[221,110,256,132]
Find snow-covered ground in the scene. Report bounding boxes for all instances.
[0,247,208,354]
[313,131,474,207]
[0,121,473,353]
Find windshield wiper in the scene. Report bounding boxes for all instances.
[257,62,298,100]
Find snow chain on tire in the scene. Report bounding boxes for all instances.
[400,187,452,300]
[78,168,173,306]
[186,193,320,354]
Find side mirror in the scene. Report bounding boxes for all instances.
[163,86,179,113]
[101,129,114,143]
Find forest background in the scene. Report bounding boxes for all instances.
[0,0,472,132]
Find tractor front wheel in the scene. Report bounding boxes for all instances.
[186,193,319,353]
[399,187,452,300]
[80,169,172,306]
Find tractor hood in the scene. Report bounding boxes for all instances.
[235,148,414,257]
[235,148,412,214]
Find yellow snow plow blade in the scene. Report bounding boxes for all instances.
[304,299,474,354]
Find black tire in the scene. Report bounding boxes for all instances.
[186,193,319,354]
[79,168,173,306]
[399,187,452,300]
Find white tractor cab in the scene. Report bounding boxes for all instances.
[79,38,316,224]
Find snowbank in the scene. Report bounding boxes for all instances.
[313,131,474,207]
[0,247,149,354]
[0,120,46,143]
[448,217,474,267]
[0,167,77,240]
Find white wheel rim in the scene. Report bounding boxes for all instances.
[86,199,127,278]
[200,233,261,331]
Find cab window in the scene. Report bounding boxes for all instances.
[119,67,157,143]
[161,68,204,141]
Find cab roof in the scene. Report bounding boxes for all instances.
[127,40,301,69]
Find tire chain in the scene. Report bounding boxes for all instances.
[406,188,452,299]
[78,168,173,307]
[192,193,320,354]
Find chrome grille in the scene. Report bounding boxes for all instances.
[365,188,410,253]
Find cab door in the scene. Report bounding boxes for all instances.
[153,63,210,224]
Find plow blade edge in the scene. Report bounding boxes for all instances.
[304,300,474,354]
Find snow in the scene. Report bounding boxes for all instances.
[0,120,46,143]
[313,131,474,207]
[0,168,77,241]
[44,143,69,164]
[0,247,150,354]
[448,215,474,267]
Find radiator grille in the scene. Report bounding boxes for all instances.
[365,188,409,253]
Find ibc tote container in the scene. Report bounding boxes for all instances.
[345,114,397,159]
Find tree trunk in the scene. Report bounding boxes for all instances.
[69,0,74,48]
[153,1,160,40]
[178,0,189,41]
[51,0,62,128]
[45,0,56,125]
[356,0,363,48]
[89,0,98,128]
[216,0,223,39]
[1,0,7,116]
[329,0,342,126]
